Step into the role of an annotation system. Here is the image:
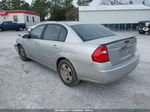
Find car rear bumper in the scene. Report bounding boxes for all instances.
[78,50,139,84]
[96,55,139,84]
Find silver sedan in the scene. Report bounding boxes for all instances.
[15,22,139,86]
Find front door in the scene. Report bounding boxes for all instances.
[23,25,46,62]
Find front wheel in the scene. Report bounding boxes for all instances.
[18,45,29,61]
[58,59,80,86]
[138,30,145,34]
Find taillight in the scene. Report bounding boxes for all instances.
[92,45,109,62]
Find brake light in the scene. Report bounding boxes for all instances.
[92,45,109,62]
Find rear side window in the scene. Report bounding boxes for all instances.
[71,24,116,42]
[58,27,67,42]
[3,21,13,25]
[43,24,62,41]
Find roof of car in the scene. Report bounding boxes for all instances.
[39,21,96,26]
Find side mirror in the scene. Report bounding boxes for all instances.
[18,34,31,39]
[23,34,31,39]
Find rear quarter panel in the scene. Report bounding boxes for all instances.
[58,42,97,79]
[56,24,98,79]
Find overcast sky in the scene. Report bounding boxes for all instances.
[25,0,150,6]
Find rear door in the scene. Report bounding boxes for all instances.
[38,24,67,69]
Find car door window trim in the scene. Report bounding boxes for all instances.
[30,24,46,40]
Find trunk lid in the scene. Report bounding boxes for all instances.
[85,35,137,66]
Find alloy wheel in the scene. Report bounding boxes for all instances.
[60,64,73,83]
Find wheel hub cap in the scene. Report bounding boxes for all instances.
[60,64,72,83]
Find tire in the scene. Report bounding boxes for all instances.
[58,59,80,86]
[138,30,145,34]
[18,45,29,61]
[0,28,2,32]
[18,27,24,31]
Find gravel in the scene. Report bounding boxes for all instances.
[0,31,150,109]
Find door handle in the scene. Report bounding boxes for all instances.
[52,44,59,49]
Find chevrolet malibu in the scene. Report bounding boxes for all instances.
[15,22,139,86]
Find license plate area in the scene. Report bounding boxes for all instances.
[119,46,131,60]
[106,37,136,66]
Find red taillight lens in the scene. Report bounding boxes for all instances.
[92,45,109,62]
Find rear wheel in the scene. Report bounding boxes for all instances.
[0,28,2,32]
[138,30,145,34]
[18,45,29,61]
[58,59,80,86]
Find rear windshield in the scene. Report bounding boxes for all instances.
[71,24,116,42]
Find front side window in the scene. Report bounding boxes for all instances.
[30,25,45,39]
[71,24,116,42]
[43,24,62,41]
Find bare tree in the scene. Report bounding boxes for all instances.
[100,0,122,5]
[129,0,133,4]
[77,0,93,6]
[142,0,150,7]
[100,0,134,5]
[142,0,145,5]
